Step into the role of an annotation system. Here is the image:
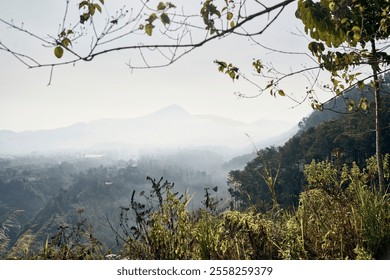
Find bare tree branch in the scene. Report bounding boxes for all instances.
[0,0,297,70]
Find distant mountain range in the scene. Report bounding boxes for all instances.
[0,105,297,155]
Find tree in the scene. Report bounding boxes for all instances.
[0,0,296,74]
[295,0,390,193]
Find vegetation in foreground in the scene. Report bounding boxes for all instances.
[1,155,389,260]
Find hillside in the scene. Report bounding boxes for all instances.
[228,86,390,211]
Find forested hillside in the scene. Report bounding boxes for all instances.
[227,78,390,212]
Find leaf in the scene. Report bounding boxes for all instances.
[357,80,365,90]
[160,13,170,26]
[99,0,105,4]
[359,98,368,110]
[145,23,154,36]
[316,104,323,111]
[94,3,102,13]
[79,1,89,9]
[80,13,90,23]
[61,38,72,47]
[167,3,176,9]
[54,46,64,58]
[230,21,235,28]
[148,13,158,23]
[215,60,227,68]
[265,80,274,90]
[227,12,233,21]
[348,100,355,111]
[278,89,286,96]
[90,4,96,16]
[157,2,166,11]
[352,26,361,33]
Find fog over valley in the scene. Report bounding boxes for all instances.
[0,104,297,252]
[0,104,296,156]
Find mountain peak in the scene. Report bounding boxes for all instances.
[149,104,190,118]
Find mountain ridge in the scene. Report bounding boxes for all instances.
[0,104,295,155]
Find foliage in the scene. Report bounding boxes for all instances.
[118,178,197,259]
[5,211,104,260]
[292,157,390,259]
[296,0,390,47]
[116,155,390,260]
[0,210,23,258]
[294,0,389,119]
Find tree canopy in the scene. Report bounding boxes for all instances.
[295,0,390,191]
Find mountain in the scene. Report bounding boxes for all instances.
[0,105,295,156]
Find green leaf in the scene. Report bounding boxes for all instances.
[145,23,154,36]
[90,4,96,16]
[227,12,233,21]
[252,59,263,73]
[157,2,166,11]
[357,80,365,90]
[160,13,170,26]
[94,3,102,13]
[167,3,176,9]
[352,26,361,33]
[359,98,368,110]
[230,21,235,28]
[148,13,158,23]
[265,80,274,90]
[316,104,323,111]
[348,100,355,111]
[215,60,227,68]
[61,38,72,47]
[99,0,105,4]
[79,1,89,9]
[278,89,286,96]
[54,46,64,59]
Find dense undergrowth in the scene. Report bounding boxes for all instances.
[1,156,389,260]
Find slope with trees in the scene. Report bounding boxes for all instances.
[228,77,390,212]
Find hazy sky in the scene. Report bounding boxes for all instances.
[0,0,317,132]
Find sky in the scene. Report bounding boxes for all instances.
[0,0,317,132]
